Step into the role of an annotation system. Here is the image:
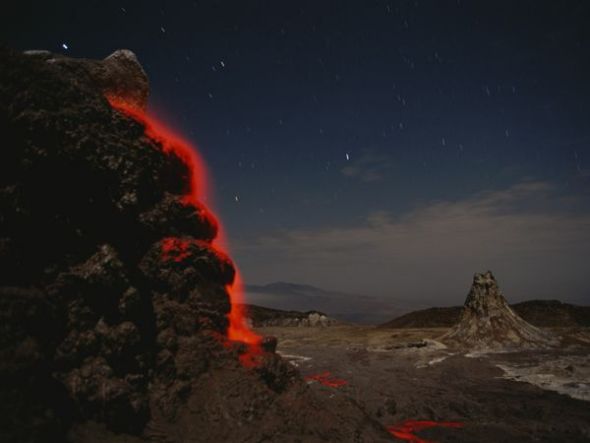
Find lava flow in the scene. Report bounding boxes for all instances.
[387,420,464,443]
[106,96,262,361]
[161,237,192,263]
[304,371,348,388]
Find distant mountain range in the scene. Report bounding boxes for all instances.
[244,282,590,327]
[380,300,590,328]
[246,282,332,297]
[244,282,401,324]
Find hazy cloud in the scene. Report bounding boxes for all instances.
[236,181,590,308]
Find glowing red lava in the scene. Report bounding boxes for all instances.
[304,371,348,388]
[387,420,464,443]
[161,237,192,263]
[106,96,262,361]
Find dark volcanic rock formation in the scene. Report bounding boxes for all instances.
[442,271,555,350]
[23,48,149,110]
[0,47,390,443]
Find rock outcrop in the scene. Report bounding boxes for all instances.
[244,304,337,327]
[23,48,149,110]
[0,47,391,442]
[442,271,555,351]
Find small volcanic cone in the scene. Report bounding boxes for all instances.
[442,271,555,350]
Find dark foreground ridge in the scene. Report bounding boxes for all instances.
[0,47,391,442]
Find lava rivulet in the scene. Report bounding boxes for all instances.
[387,420,464,443]
[106,96,262,358]
[161,237,192,263]
[304,371,348,388]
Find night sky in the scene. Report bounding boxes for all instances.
[3,1,590,315]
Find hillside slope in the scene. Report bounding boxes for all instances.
[381,300,589,328]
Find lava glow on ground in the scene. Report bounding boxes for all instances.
[304,371,348,388]
[387,420,464,443]
[106,96,262,361]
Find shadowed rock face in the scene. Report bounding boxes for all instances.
[443,271,555,351]
[23,48,149,110]
[0,47,390,443]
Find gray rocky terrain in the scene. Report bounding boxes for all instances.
[255,272,589,442]
[260,325,590,442]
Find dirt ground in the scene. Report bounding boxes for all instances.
[257,325,590,442]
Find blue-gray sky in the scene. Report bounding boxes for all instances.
[4,1,589,309]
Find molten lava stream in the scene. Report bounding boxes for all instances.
[107,97,262,363]
[387,420,464,443]
[304,371,348,388]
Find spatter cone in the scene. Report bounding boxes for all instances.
[443,271,555,351]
